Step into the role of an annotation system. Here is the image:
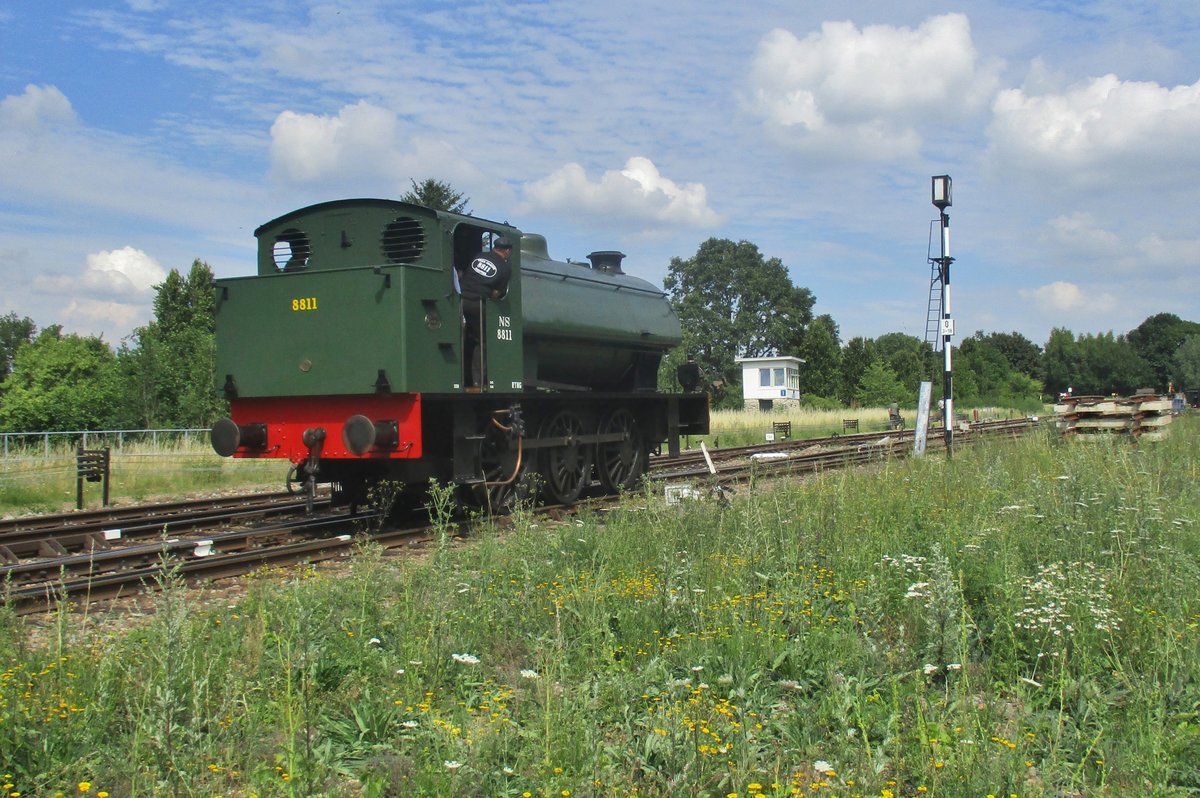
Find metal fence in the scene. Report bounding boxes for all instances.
[1,428,211,460]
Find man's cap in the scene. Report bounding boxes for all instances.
[494,236,513,249]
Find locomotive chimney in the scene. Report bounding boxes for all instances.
[586,250,625,274]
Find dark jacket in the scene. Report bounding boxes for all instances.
[459,251,511,301]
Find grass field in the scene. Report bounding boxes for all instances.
[2,414,1196,797]
[0,405,1038,516]
[0,441,286,517]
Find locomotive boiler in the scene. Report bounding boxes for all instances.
[210,199,708,510]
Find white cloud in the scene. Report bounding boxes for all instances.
[521,157,720,229]
[1020,280,1116,314]
[60,298,144,340]
[269,101,400,183]
[0,85,263,233]
[989,74,1200,178]
[125,0,169,11]
[1044,212,1121,253]
[267,101,488,195]
[746,14,1001,159]
[1139,234,1200,272]
[34,247,165,298]
[0,84,78,130]
[84,247,166,293]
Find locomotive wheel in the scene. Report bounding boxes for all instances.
[538,410,592,505]
[596,408,645,493]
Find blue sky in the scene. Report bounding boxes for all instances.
[2,0,1198,350]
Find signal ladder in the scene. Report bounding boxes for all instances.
[924,223,945,351]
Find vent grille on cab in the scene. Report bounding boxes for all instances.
[381,217,425,264]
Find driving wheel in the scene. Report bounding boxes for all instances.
[538,410,592,505]
[596,407,645,493]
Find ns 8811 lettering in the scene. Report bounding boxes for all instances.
[291,297,318,311]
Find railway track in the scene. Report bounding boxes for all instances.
[0,491,329,559]
[3,418,1037,615]
[652,417,1034,481]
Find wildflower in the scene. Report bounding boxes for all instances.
[369,637,381,645]
[906,581,931,599]
[452,653,480,665]
[923,663,938,675]
[395,668,406,675]
[947,663,962,671]
[813,760,833,774]
[520,669,540,679]
[401,720,419,728]
[77,785,91,794]
[444,760,463,770]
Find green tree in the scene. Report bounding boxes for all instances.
[951,365,980,406]
[873,332,932,394]
[975,331,1042,378]
[123,260,223,428]
[1042,327,1080,396]
[400,178,470,213]
[0,327,126,431]
[956,335,1043,407]
[958,336,1013,399]
[1127,312,1200,391]
[1074,332,1152,395]
[854,360,906,406]
[839,336,877,405]
[0,312,36,384]
[798,314,841,399]
[1171,335,1200,391]
[665,238,814,407]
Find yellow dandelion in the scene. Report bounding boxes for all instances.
[77,784,91,794]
